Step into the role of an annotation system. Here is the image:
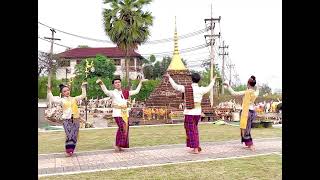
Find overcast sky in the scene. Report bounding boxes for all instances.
[38,0,281,91]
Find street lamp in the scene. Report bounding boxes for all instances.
[84,59,95,122]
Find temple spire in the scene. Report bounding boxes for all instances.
[167,16,187,71]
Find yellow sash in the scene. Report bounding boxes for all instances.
[113,104,129,128]
[194,102,201,108]
[121,109,129,125]
[240,89,257,129]
[62,97,80,119]
[62,97,81,139]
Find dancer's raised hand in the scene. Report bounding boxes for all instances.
[164,72,170,79]
[96,79,104,86]
[140,79,148,83]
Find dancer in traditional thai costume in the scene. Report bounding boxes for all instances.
[47,82,87,156]
[96,78,147,152]
[165,72,217,154]
[224,76,259,151]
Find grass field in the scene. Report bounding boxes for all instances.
[40,154,282,180]
[39,124,281,154]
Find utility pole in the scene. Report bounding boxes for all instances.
[233,73,240,87]
[44,28,61,107]
[227,63,235,86]
[219,41,228,94]
[44,29,61,87]
[204,4,221,107]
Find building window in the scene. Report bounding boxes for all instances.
[137,59,143,66]
[58,59,70,67]
[129,58,135,66]
[76,59,82,64]
[113,59,121,66]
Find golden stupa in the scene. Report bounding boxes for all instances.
[166,17,187,71]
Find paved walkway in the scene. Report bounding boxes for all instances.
[38,137,281,177]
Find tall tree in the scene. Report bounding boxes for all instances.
[103,0,153,88]
[199,67,222,89]
[149,54,156,63]
[153,61,161,79]
[38,51,58,77]
[259,83,272,96]
[74,54,116,80]
[142,55,155,79]
[233,84,247,91]
[160,56,171,75]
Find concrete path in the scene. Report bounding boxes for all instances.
[38,137,281,177]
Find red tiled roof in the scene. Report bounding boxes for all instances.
[57,47,142,59]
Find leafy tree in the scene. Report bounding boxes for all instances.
[103,0,153,87]
[74,54,116,81]
[38,51,58,77]
[233,84,247,91]
[130,79,161,101]
[259,83,272,96]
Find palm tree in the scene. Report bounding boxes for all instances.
[103,0,153,88]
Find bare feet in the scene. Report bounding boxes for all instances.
[65,152,72,157]
[114,145,121,152]
[189,148,200,154]
[249,145,256,152]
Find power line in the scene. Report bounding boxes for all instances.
[176,51,210,57]
[186,59,208,64]
[145,29,206,44]
[38,21,207,45]
[184,57,211,62]
[38,37,71,49]
[181,54,210,60]
[140,44,208,57]
[39,22,113,43]
[38,22,212,58]
[39,35,210,60]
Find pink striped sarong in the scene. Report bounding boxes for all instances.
[114,117,129,148]
[184,115,201,148]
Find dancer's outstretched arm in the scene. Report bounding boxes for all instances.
[96,79,113,97]
[75,82,88,101]
[223,83,245,96]
[164,73,185,93]
[200,74,217,94]
[47,85,62,104]
[129,79,148,96]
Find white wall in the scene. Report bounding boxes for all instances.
[56,59,76,80]
[56,58,144,80]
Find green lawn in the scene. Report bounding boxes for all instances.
[39,124,281,154]
[40,154,282,180]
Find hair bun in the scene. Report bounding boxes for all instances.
[250,76,256,81]
[59,84,65,89]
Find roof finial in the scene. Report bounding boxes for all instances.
[173,16,179,56]
[167,16,187,71]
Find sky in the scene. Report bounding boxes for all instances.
[38,0,282,91]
